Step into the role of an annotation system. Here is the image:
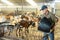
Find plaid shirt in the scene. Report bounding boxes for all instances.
[40,12,58,23]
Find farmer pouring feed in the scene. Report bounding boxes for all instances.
[38,5,58,40]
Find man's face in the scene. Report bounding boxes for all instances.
[41,8,48,14]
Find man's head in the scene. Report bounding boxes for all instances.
[40,5,48,14]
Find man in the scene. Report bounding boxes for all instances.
[39,5,58,40]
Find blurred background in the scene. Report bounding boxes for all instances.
[0,0,60,40]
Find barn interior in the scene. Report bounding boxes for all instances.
[0,0,60,40]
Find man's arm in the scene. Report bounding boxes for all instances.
[50,13,58,23]
[50,13,59,32]
[54,15,59,23]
